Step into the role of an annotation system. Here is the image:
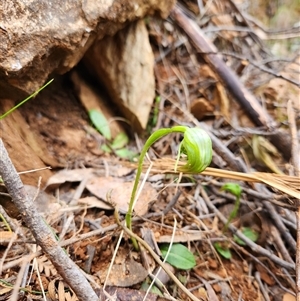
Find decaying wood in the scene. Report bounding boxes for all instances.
[170,5,292,161]
[0,139,98,301]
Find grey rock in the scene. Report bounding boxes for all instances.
[0,0,175,97]
[83,19,155,131]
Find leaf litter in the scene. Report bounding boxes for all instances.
[1,1,300,300]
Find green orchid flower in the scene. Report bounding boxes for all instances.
[125,126,212,250]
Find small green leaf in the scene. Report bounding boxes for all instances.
[221,183,242,232]
[177,273,188,284]
[115,148,137,160]
[140,282,163,296]
[221,183,242,198]
[88,109,111,140]
[214,243,232,259]
[152,96,160,126]
[111,133,129,150]
[101,144,112,153]
[160,244,196,270]
[234,227,259,246]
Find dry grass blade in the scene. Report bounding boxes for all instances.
[127,158,299,199]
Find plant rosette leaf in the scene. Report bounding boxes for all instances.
[141,282,163,297]
[214,242,232,259]
[160,243,196,270]
[88,109,111,140]
[234,227,259,246]
[115,148,137,160]
[221,183,242,198]
[110,133,129,150]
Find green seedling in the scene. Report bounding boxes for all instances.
[221,183,242,232]
[126,126,212,249]
[147,96,161,132]
[88,109,111,140]
[234,227,259,245]
[160,243,196,270]
[141,282,163,297]
[88,109,137,160]
[214,242,232,259]
[214,183,259,258]
[214,227,259,259]
[214,183,242,259]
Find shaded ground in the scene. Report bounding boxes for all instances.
[0,1,299,301]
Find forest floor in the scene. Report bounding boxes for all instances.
[0,1,299,300]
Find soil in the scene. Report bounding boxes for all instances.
[0,1,299,301]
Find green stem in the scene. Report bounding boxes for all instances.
[125,126,186,250]
[223,196,240,232]
[0,79,54,120]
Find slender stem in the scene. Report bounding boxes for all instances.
[0,79,54,120]
[116,210,201,301]
[125,126,186,249]
[223,196,240,232]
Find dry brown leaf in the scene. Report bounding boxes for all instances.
[37,255,57,277]
[0,286,13,295]
[77,196,113,210]
[283,293,296,301]
[157,232,203,243]
[215,82,230,120]
[99,259,148,287]
[48,279,57,300]
[255,263,275,286]
[45,168,96,190]
[86,176,156,215]
[252,135,284,174]
[0,231,16,245]
[191,97,214,120]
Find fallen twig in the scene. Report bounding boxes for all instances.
[287,100,300,300]
[114,210,203,301]
[0,139,98,301]
[200,186,295,270]
[170,4,292,161]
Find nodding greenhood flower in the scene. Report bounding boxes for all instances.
[178,127,212,173]
[126,125,212,250]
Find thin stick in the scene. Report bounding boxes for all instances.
[0,139,97,301]
[200,186,294,270]
[287,100,300,300]
[143,217,177,300]
[103,229,124,301]
[114,210,203,301]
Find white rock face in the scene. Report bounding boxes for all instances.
[83,20,155,131]
[0,0,175,97]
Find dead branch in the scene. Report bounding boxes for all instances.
[200,186,295,270]
[287,100,300,299]
[0,139,98,301]
[170,5,292,161]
